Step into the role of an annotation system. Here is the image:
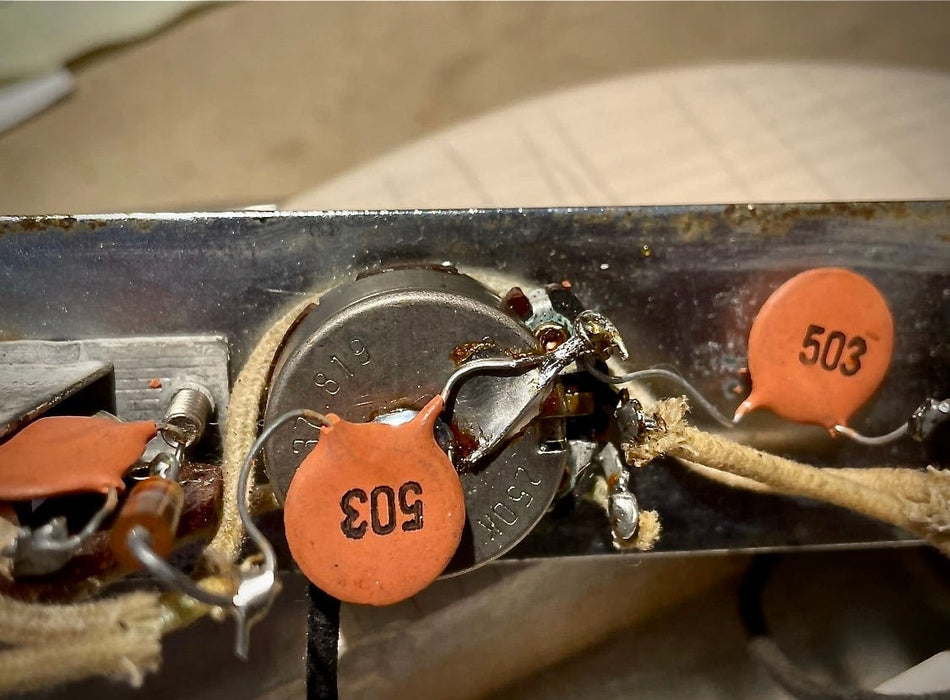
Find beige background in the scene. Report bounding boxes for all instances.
[2,2,950,214]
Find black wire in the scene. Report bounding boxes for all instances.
[738,553,778,637]
[739,555,950,700]
[306,584,340,700]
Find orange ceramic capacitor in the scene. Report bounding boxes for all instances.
[0,416,157,501]
[283,396,465,606]
[735,267,894,432]
[110,476,185,570]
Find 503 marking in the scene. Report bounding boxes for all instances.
[799,324,867,377]
[340,481,424,540]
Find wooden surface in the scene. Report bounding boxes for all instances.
[289,63,950,209]
[2,2,950,213]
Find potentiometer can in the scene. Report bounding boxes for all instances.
[263,266,568,575]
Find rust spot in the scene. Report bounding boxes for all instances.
[449,422,480,462]
[450,340,499,366]
[669,201,927,244]
[506,346,543,360]
[536,324,568,352]
[0,216,84,238]
[564,390,595,417]
[724,202,913,238]
[147,378,162,390]
[538,387,591,419]
[0,215,154,239]
[502,287,533,320]
[540,390,563,417]
[449,337,541,366]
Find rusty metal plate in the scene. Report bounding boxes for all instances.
[0,202,947,556]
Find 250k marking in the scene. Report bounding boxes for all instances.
[476,465,543,542]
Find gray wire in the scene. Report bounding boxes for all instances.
[583,357,739,429]
[30,488,119,553]
[127,527,232,608]
[236,408,330,577]
[833,423,909,446]
[585,357,915,446]
[128,407,331,657]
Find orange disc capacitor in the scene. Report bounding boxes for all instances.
[0,416,156,501]
[735,267,894,431]
[283,396,465,606]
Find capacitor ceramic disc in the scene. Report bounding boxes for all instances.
[0,416,156,501]
[736,267,894,431]
[284,396,465,605]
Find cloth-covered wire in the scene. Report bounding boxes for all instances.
[204,293,324,570]
[0,591,164,693]
[622,397,950,556]
[0,293,325,694]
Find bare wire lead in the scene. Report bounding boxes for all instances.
[129,407,330,659]
[583,357,739,430]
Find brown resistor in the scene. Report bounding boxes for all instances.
[110,475,184,570]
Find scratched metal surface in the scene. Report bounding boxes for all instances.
[0,202,947,555]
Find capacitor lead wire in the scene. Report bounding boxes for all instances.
[584,357,947,447]
[582,357,738,429]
